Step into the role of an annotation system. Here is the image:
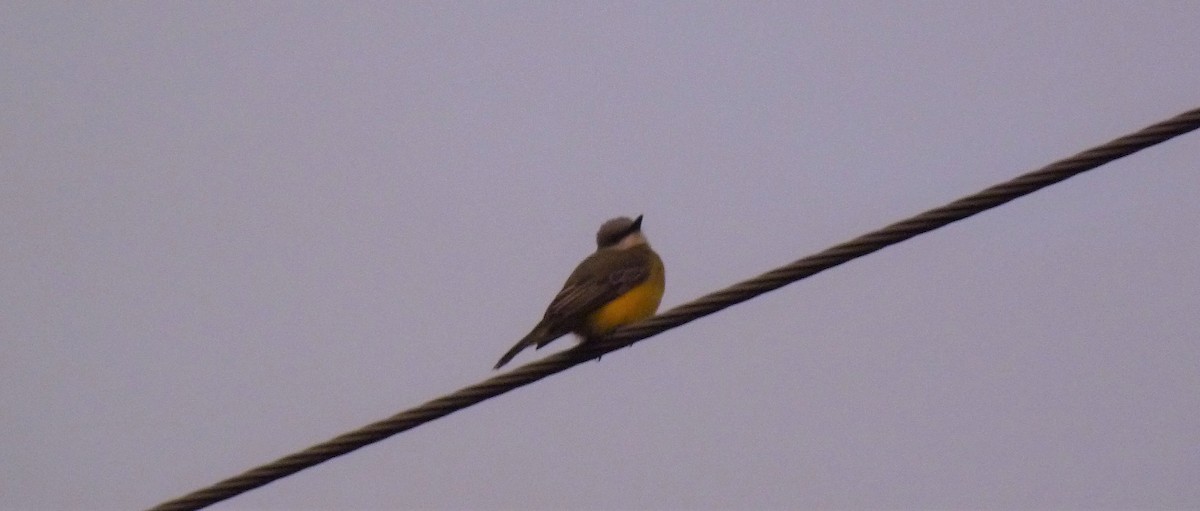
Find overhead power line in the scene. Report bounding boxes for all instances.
[148,106,1200,511]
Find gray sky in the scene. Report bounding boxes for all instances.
[4,2,1199,510]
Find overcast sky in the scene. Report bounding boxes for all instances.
[3,2,1199,510]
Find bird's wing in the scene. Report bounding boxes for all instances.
[536,247,652,342]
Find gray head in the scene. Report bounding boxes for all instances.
[596,214,645,249]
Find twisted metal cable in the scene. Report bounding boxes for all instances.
[149,107,1200,511]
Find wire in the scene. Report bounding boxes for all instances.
[148,107,1200,511]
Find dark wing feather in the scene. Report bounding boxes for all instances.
[533,247,652,347]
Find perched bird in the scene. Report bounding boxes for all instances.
[494,215,665,369]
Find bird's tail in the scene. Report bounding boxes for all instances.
[493,327,546,370]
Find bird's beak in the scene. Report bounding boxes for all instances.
[630,214,644,232]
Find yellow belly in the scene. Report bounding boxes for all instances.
[583,257,665,336]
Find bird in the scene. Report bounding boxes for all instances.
[494,214,665,369]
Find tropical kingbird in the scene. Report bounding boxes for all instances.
[493,215,665,369]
